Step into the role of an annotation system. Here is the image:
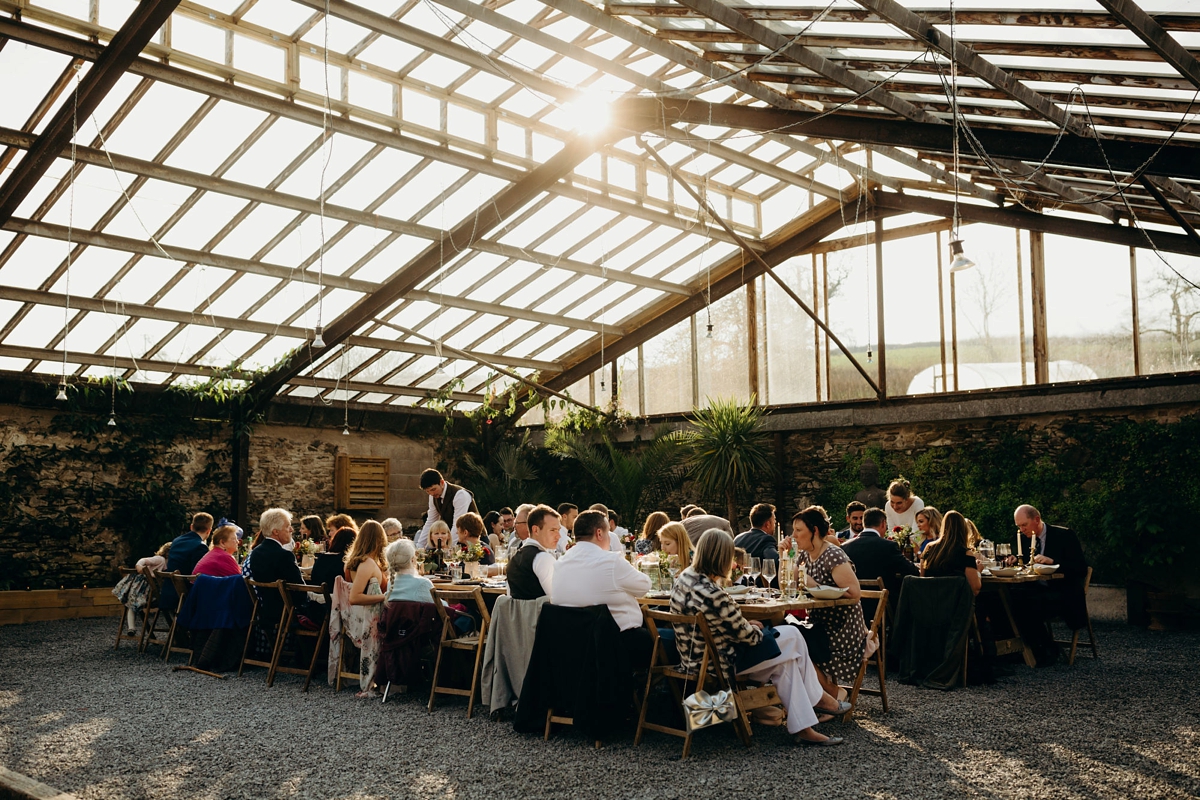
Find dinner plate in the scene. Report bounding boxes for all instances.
[1033,564,1060,574]
[807,585,848,600]
[725,585,751,596]
[989,567,1019,577]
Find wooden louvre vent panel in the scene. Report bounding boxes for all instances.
[335,455,390,510]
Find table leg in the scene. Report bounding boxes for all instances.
[995,585,1036,668]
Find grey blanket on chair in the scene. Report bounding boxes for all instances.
[481,595,548,713]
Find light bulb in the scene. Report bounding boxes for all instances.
[312,327,326,348]
[107,415,116,427]
[342,426,350,436]
[866,348,873,364]
[56,383,68,401]
[705,323,713,339]
[948,239,975,273]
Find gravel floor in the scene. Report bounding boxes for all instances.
[1,618,1198,800]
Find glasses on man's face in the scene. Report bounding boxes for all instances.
[516,520,528,527]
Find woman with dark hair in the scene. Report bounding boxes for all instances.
[637,511,669,555]
[921,510,982,595]
[669,529,848,746]
[885,477,925,531]
[304,525,358,625]
[793,505,866,699]
[483,510,503,554]
[299,515,326,546]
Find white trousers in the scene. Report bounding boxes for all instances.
[736,625,824,733]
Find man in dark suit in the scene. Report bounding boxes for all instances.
[158,512,213,610]
[246,507,305,625]
[836,501,867,541]
[842,507,918,622]
[1013,504,1089,631]
[734,503,781,588]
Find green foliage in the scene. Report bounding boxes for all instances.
[461,430,543,511]
[681,396,774,524]
[816,417,1200,583]
[546,426,688,528]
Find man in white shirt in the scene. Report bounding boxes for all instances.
[506,503,534,561]
[507,505,560,600]
[588,502,625,553]
[551,509,653,667]
[413,468,476,550]
[556,502,578,555]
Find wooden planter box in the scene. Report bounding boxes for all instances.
[0,587,122,626]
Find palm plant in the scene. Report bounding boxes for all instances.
[682,395,774,525]
[461,430,541,511]
[547,427,687,527]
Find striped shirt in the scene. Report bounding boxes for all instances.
[669,567,762,676]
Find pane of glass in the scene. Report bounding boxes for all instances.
[1136,249,1200,375]
[697,287,749,405]
[764,261,817,406]
[643,317,693,416]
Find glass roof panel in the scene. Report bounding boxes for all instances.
[45,247,129,297]
[349,235,434,283]
[154,266,238,312]
[196,330,266,367]
[356,36,424,73]
[0,46,73,131]
[298,15,374,54]
[211,204,304,260]
[100,179,199,241]
[102,317,177,359]
[209,273,282,318]
[0,237,67,290]
[5,305,77,349]
[219,117,320,187]
[152,324,221,365]
[275,133,378,198]
[158,192,255,250]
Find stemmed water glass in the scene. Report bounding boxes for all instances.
[667,554,681,588]
[748,557,762,593]
[761,560,776,597]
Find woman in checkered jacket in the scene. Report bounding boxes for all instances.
[668,529,851,747]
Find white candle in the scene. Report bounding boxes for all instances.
[1017,533,1023,558]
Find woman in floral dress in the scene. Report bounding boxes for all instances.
[341,520,389,698]
[792,505,867,700]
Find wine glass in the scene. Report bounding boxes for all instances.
[761,560,776,596]
[667,554,681,588]
[749,557,762,591]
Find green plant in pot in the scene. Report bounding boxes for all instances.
[680,395,773,526]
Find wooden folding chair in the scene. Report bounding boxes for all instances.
[238,579,288,684]
[427,586,490,718]
[635,608,723,759]
[695,616,755,747]
[840,588,889,721]
[162,573,196,663]
[266,582,332,691]
[1049,567,1098,666]
[139,570,173,654]
[113,567,145,650]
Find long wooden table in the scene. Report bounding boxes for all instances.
[980,571,1062,667]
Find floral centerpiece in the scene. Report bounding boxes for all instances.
[459,542,485,563]
[295,538,316,563]
[888,525,914,547]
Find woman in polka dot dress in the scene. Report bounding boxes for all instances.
[793,505,867,700]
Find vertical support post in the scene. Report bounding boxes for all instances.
[759,275,770,405]
[773,432,786,514]
[1029,230,1050,384]
[822,254,831,401]
[690,315,700,408]
[610,360,619,409]
[950,270,960,392]
[812,254,822,401]
[637,344,646,417]
[1016,229,1028,384]
[936,230,948,392]
[230,427,250,528]
[746,276,759,401]
[1130,246,1142,376]
[873,215,887,398]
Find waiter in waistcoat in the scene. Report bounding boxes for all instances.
[413,468,478,550]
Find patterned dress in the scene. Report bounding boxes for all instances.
[329,576,383,692]
[802,543,867,684]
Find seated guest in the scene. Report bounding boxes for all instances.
[455,512,495,566]
[920,510,981,594]
[885,477,925,531]
[671,529,848,746]
[506,503,534,561]
[588,503,624,552]
[914,506,944,555]
[793,506,866,699]
[305,525,356,623]
[381,517,403,545]
[159,512,214,610]
[325,513,358,541]
[427,520,453,551]
[114,542,171,632]
[342,520,389,698]
[556,502,578,555]
[842,507,918,621]
[483,510,504,554]
[657,522,694,568]
[551,509,652,667]
[836,501,867,541]
[609,510,630,546]
[299,515,326,548]
[734,503,781,584]
[246,508,306,625]
[137,542,171,576]
[507,505,559,600]
[385,538,435,604]
[637,511,669,555]
[1009,503,1089,631]
[194,524,242,577]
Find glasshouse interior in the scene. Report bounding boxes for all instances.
[1,0,1199,797]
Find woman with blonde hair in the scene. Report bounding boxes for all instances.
[637,511,669,555]
[670,529,848,746]
[656,521,694,568]
[913,506,944,555]
[339,519,388,698]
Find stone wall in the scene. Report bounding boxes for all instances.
[246,424,436,529]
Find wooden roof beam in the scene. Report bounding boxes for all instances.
[1096,0,1200,90]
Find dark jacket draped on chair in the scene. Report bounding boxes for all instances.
[893,576,975,690]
